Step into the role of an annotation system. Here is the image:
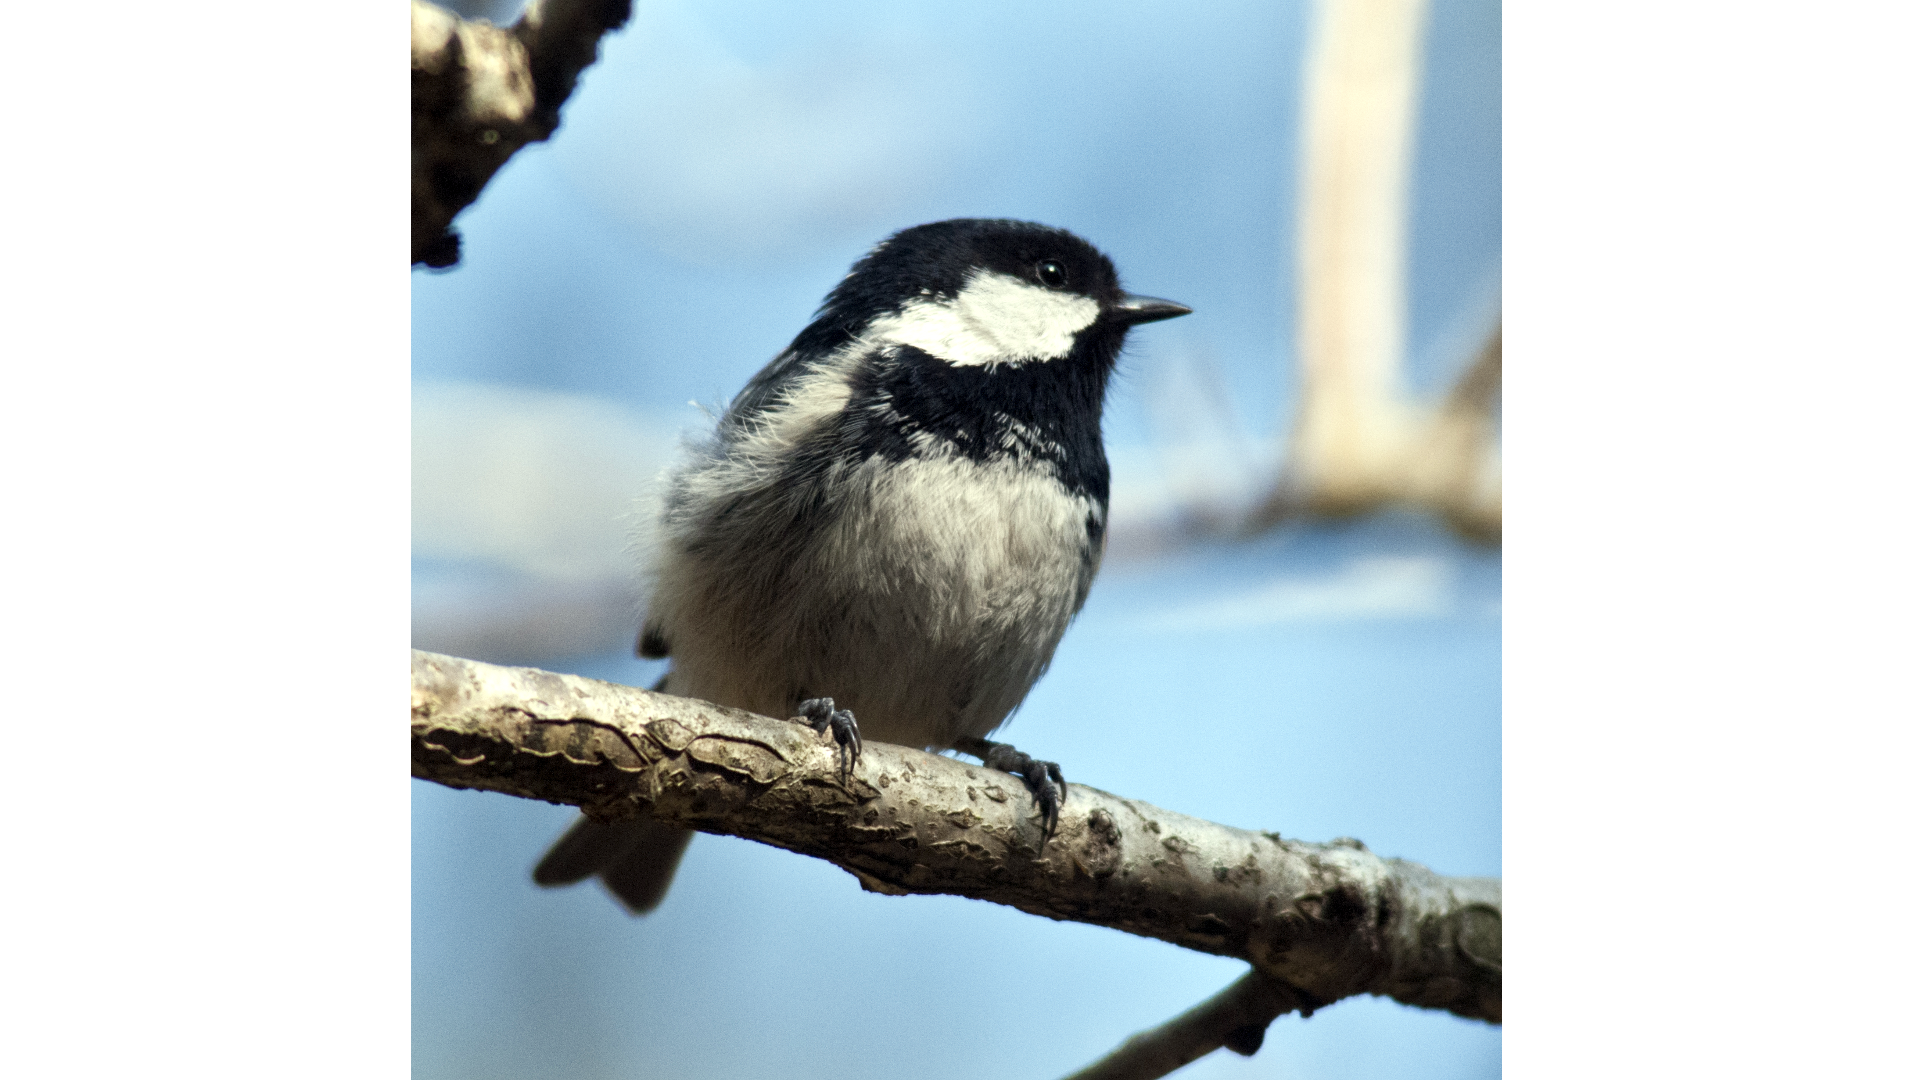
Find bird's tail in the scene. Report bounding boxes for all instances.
[532,815,694,915]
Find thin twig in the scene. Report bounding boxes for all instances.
[1060,970,1321,1080]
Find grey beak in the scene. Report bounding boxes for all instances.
[1111,293,1193,326]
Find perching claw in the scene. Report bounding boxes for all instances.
[954,736,1068,845]
[794,697,861,781]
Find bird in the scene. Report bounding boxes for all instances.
[532,218,1190,914]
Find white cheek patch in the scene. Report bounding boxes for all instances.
[871,270,1101,367]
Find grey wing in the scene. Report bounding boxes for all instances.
[635,347,811,660]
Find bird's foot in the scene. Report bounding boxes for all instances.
[954,736,1066,844]
[794,697,861,781]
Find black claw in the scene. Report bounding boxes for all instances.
[1025,762,1065,843]
[968,739,1067,846]
[829,708,860,780]
[794,697,862,781]
[1035,782,1059,841]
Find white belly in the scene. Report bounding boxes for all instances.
[649,452,1102,750]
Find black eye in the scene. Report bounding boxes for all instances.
[1036,260,1068,288]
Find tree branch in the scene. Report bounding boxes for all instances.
[1060,970,1319,1080]
[411,649,1502,1033]
[1250,0,1501,544]
[411,0,632,267]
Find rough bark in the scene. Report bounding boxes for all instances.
[411,649,1502,1030]
[411,0,632,267]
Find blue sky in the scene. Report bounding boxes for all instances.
[413,2,1501,1076]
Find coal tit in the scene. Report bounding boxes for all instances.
[534,219,1190,913]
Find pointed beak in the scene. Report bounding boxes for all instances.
[1110,293,1193,326]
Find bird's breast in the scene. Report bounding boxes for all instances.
[651,446,1104,751]
[817,452,1102,623]
[790,451,1103,745]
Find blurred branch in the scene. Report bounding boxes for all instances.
[412,648,1502,1063]
[1249,0,1501,543]
[1060,970,1319,1080]
[411,0,632,267]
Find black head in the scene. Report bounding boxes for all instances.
[789,219,1189,367]
[737,221,1186,507]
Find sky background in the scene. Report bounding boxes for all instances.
[413,1,1501,1077]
